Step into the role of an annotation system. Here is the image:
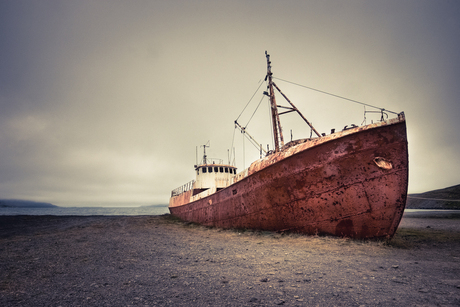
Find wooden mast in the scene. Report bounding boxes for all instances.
[266,51,284,152]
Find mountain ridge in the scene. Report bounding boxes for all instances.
[406,184,460,209]
[0,199,57,208]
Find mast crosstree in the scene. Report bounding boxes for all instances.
[265,51,321,152]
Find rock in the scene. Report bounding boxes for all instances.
[418,288,429,293]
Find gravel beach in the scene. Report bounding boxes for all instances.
[1,213,459,306]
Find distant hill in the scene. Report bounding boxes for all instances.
[0,199,57,208]
[406,184,460,209]
[141,204,168,208]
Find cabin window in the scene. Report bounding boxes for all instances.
[233,169,236,174]
[214,167,218,172]
[225,167,228,173]
[219,167,223,172]
[202,167,207,173]
[208,167,212,173]
[197,169,199,175]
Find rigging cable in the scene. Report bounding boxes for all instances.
[233,78,268,164]
[229,126,237,165]
[245,94,266,128]
[242,129,245,169]
[273,77,398,115]
[235,78,265,122]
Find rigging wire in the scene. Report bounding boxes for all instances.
[232,73,400,163]
[245,94,266,128]
[232,79,269,166]
[231,123,263,165]
[242,130,266,151]
[235,78,265,122]
[229,126,237,165]
[273,77,398,115]
[242,130,245,169]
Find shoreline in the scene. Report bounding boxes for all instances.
[1,215,459,306]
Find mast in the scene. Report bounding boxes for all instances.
[265,51,284,152]
[200,142,209,165]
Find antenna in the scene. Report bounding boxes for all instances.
[200,141,210,165]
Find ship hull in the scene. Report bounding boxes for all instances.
[169,118,408,239]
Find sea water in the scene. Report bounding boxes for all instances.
[2,206,456,217]
[0,205,170,216]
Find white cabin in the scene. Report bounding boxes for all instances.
[194,164,237,194]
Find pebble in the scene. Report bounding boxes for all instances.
[2,215,459,307]
[275,299,285,305]
[418,288,429,293]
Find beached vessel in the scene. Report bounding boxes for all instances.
[169,52,408,239]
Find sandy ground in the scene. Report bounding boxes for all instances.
[0,213,459,307]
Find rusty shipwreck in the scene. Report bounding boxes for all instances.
[169,52,408,239]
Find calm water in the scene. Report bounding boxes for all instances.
[403,209,460,218]
[1,206,457,217]
[0,205,170,216]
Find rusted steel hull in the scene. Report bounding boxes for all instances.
[169,117,408,239]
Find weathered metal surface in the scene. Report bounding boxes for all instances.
[266,51,284,151]
[169,116,408,239]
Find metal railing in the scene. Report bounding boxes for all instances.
[171,180,195,197]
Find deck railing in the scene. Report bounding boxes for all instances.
[171,180,195,197]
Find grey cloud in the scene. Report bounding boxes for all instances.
[1,0,459,206]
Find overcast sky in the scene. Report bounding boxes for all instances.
[1,0,459,207]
